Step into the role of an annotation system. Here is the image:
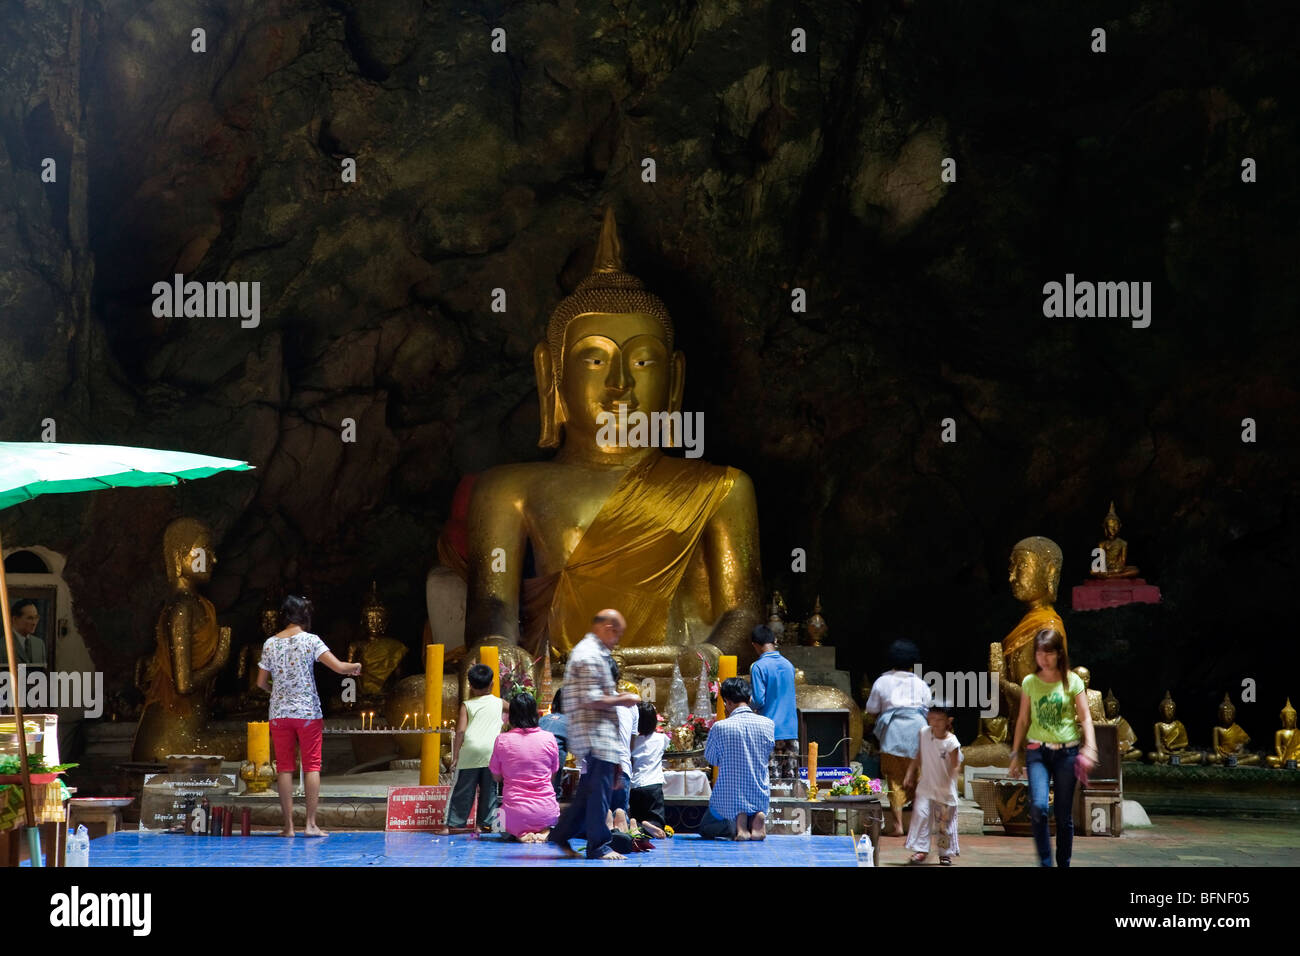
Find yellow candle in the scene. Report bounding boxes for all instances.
[808,742,818,797]
[480,645,500,697]
[247,722,270,765]
[400,714,409,730]
[715,656,737,722]
[420,644,444,785]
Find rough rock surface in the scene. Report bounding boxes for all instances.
[1,1,1296,744]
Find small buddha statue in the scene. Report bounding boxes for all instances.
[131,517,243,762]
[1091,501,1139,579]
[1150,690,1203,764]
[455,207,763,687]
[1206,694,1260,765]
[1101,689,1143,761]
[1266,698,1300,768]
[1073,666,1105,724]
[991,536,1069,735]
[345,582,409,704]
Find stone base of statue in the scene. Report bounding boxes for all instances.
[1071,577,1161,611]
[782,645,852,696]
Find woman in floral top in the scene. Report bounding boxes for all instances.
[256,595,360,836]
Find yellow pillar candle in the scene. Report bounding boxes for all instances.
[808,742,818,797]
[420,644,444,785]
[247,722,270,765]
[715,656,737,722]
[480,645,500,697]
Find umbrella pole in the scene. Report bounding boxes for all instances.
[0,530,42,865]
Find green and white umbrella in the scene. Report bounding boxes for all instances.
[0,442,253,865]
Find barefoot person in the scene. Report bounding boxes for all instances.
[256,595,361,837]
[490,693,561,842]
[864,640,931,836]
[698,677,775,841]
[547,610,641,860]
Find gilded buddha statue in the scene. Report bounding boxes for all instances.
[1101,689,1143,761]
[1267,698,1300,768]
[449,207,764,687]
[991,536,1069,738]
[1073,666,1105,724]
[1091,502,1139,579]
[345,583,409,704]
[1207,693,1260,765]
[1150,690,1203,764]
[131,518,243,762]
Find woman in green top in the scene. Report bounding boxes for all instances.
[1008,628,1097,866]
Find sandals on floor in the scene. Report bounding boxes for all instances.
[940,856,953,866]
[908,852,928,864]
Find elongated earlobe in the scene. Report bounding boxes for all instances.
[535,342,560,448]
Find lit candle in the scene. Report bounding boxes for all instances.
[420,644,444,785]
[400,714,409,730]
[715,656,737,722]
[246,722,270,766]
[480,645,500,697]
[808,742,818,798]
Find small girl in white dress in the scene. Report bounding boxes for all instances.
[903,701,962,865]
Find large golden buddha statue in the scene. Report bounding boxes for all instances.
[132,518,243,762]
[992,536,1068,734]
[1207,693,1260,765]
[1267,698,1300,768]
[453,207,764,688]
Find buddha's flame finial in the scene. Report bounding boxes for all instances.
[593,206,624,274]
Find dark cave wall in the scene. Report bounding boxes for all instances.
[1,0,1297,745]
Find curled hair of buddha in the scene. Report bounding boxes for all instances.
[163,517,212,584]
[1033,628,1070,684]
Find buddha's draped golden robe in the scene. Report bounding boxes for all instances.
[1112,717,1139,753]
[1274,731,1300,764]
[1214,723,1251,755]
[1002,606,1067,684]
[146,594,221,715]
[1157,721,1191,752]
[521,455,736,655]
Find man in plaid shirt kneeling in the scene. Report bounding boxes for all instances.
[699,677,776,840]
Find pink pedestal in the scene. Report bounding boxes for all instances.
[1071,578,1161,611]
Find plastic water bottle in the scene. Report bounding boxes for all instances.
[66,825,90,867]
[856,834,874,867]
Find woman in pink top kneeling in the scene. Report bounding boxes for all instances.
[490,693,561,842]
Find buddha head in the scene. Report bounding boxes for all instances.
[1159,690,1177,722]
[164,517,215,586]
[534,207,684,452]
[1218,693,1236,726]
[1104,689,1121,720]
[1073,665,1092,689]
[1009,536,1062,605]
[259,590,281,637]
[1281,698,1296,731]
[361,581,389,638]
[1103,502,1122,540]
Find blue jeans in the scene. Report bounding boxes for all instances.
[549,757,615,859]
[1026,744,1078,867]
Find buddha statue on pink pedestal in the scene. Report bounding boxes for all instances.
[1072,502,1161,611]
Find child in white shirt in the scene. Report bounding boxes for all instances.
[904,700,962,864]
